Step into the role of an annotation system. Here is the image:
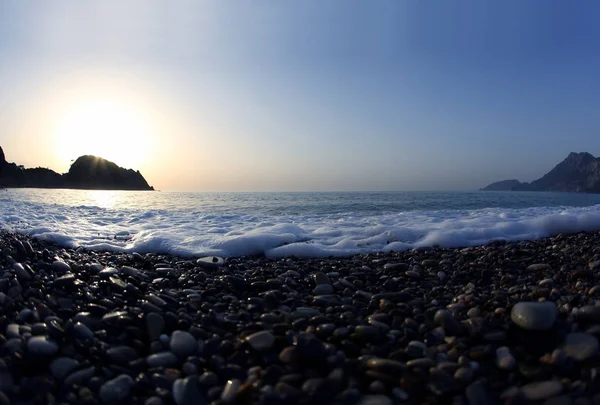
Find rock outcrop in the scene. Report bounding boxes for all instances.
[481,152,600,193]
[0,147,153,190]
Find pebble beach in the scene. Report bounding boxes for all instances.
[2,229,600,405]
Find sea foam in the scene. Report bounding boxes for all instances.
[2,190,600,258]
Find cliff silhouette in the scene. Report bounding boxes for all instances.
[0,146,154,190]
[481,152,600,193]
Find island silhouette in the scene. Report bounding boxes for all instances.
[0,146,153,190]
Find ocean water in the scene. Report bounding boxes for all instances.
[2,189,600,258]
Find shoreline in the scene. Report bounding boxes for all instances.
[2,229,600,403]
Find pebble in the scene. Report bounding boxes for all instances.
[527,263,551,271]
[313,284,334,295]
[365,358,406,375]
[357,395,393,405]
[99,374,134,403]
[173,377,207,405]
[221,379,241,404]
[147,352,179,368]
[511,301,557,331]
[246,330,275,351]
[313,272,331,285]
[521,380,563,401]
[196,256,224,269]
[496,346,516,370]
[73,322,94,340]
[27,336,59,355]
[170,331,198,358]
[562,333,599,361]
[146,313,165,340]
[50,357,80,380]
[52,260,71,273]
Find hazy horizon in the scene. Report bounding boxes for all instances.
[2,1,600,192]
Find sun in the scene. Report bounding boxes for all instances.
[55,98,153,170]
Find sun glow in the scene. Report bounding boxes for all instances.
[55,99,154,170]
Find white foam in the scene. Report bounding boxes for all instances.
[2,190,600,258]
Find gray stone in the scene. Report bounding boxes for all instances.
[120,266,140,277]
[173,377,208,405]
[99,374,134,403]
[27,336,58,355]
[313,284,333,295]
[13,263,31,280]
[313,272,331,285]
[434,310,464,335]
[146,313,165,340]
[365,358,406,375]
[147,352,178,368]
[50,357,80,380]
[521,380,562,401]
[221,379,241,404]
[496,346,516,370]
[64,366,95,386]
[562,333,599,361]
[170,330,198,358]
[511,301,557,331]
[106,346,138,364]
[291,307,320,319]
[246,331,275,351]
[466,381,493,405]
[74,322,94,340]
[527,263,551,271]
[357,395,393,405]
[576,306,600,323]
[196,256,224,269]
[52,261,71,273]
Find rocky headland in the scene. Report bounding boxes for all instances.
[481,152,600,193]
[2,229,600,403]
[0,146,153,191]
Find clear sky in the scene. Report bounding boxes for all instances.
[1,1,600,191]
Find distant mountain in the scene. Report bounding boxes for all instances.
[481,152,600,193]
[480,179,523,191]
[0,146,154,190]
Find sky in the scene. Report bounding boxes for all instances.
[1,1,600,192]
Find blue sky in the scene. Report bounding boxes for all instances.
[1,1,600,191]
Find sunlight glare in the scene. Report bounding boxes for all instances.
[55,99,153,170]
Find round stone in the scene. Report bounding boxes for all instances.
[527,263,551,271]
[196,256,224,269]
[170,331,198,358]
[51,261,71,273]
[313,272,331,285]
[575,306,600,323]
[313,284,333,295]
[496,346,515,370]
[27,336,58,356]
[365,358,406,375]
[147,352,178,368]
[50,357,80,380]
[146,313,165,341]
[173,377,208,405]
[99,374,134,403]
[74,322,94,340]
[13,263,31,280]
[562,333,599,361]
[510,301,557,331]
[521,380,562,401]
[246,331,275,352]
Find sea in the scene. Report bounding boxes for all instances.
[2,189,600,258]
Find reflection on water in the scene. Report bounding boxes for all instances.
[88,190,117,209]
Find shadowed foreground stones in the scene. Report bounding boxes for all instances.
[4,230,600,404]
[510,301,557,331]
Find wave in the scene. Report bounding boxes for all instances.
[2,199,600,258]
